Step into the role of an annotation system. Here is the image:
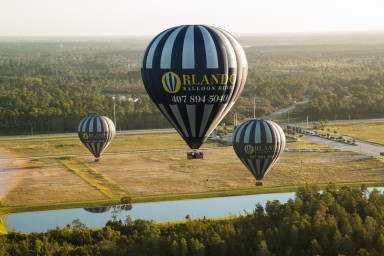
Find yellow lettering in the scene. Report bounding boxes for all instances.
[201,75,210,85]
[229,74,236,85]
[252,145,276,152]
[192,74,196,84]
[211,74,219,84]
[183,75,191,85]
[179,73,235,87]
[220,74,228,84]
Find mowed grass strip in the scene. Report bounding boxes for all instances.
[60,157,130,199]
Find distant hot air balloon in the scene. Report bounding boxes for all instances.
[77,115,115,161]
[233,119,285,186]
[141,25,248,158]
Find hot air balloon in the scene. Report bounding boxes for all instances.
[78,115,115,161]
[141,25,247,158]
[233,119,285,186]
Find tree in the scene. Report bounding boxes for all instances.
[72,219,87,231]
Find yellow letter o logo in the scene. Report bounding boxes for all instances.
[162,72,181,93]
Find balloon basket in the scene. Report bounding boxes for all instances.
[187,151,204,159]
[94,158,100,162]
[255,181,263,186]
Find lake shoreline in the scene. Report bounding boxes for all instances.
[2,181,384,216]
[4,186,384,233]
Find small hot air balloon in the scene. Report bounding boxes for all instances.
[77,115,115,161]
[141,25,248,158]
[233,119,285,186]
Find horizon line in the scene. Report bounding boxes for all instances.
[1,29,384,38]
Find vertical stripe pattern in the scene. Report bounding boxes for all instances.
[83,206,112,213]
[232,119,285,181]
[141,25,248,150]
[183,26,195,69]
[77,115,116,159]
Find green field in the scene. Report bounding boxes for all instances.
[325,122,384,144]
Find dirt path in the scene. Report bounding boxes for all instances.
[0,149,21,199]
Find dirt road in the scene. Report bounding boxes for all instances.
[0,150,21,199]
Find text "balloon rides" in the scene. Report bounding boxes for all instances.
[141,25,248,150]
[233,119,285,186]
[78,115,115,161]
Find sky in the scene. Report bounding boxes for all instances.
[0,0,384,37]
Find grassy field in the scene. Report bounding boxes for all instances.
[0,133,189,158]
[0,131,383,215]
[0,219,7,235]
[320,122,384,144]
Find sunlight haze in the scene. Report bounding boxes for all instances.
[1,0,384,37]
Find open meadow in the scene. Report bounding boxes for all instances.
[0,130,383,214]
[324,121,384,144]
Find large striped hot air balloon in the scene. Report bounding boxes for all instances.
[233,119,285,186]
[77,115,115,161]
[141,25,247,157]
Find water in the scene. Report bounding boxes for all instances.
[4,192,294,233]
[3,187,383,233]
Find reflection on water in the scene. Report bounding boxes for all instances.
[83,204,132,214]
[83,206,112,213]
[3,188,383,233]
[4,192,295,233]
[4,203,133,234]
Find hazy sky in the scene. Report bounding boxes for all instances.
[1,0,383,37]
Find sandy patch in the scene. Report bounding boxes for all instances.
[1,157,110,206]
[0,149,23,199]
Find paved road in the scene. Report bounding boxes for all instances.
[260,95,310,121]
[302,135,384,157]
[222,131,383,157]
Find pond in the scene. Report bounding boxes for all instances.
[3,187,383,233]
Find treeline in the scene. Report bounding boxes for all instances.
[1,185,384,255]
[1,35,384,134]
[292,73,384,120]
[0,40,157,134]
[243,34,384,121]
[0,76,169,134]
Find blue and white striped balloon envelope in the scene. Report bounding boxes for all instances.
[77,115,115,160]
[141,25,248,150]
[233,119,285,185]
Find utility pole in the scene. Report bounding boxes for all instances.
[112,96,117,137]
[288,111,290,124]
[113,103,116,128]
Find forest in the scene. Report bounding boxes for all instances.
[1,184,384,255]
[0,33,384,134]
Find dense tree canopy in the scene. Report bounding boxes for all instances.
[0,34,383,134]
[1,185,384,255]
